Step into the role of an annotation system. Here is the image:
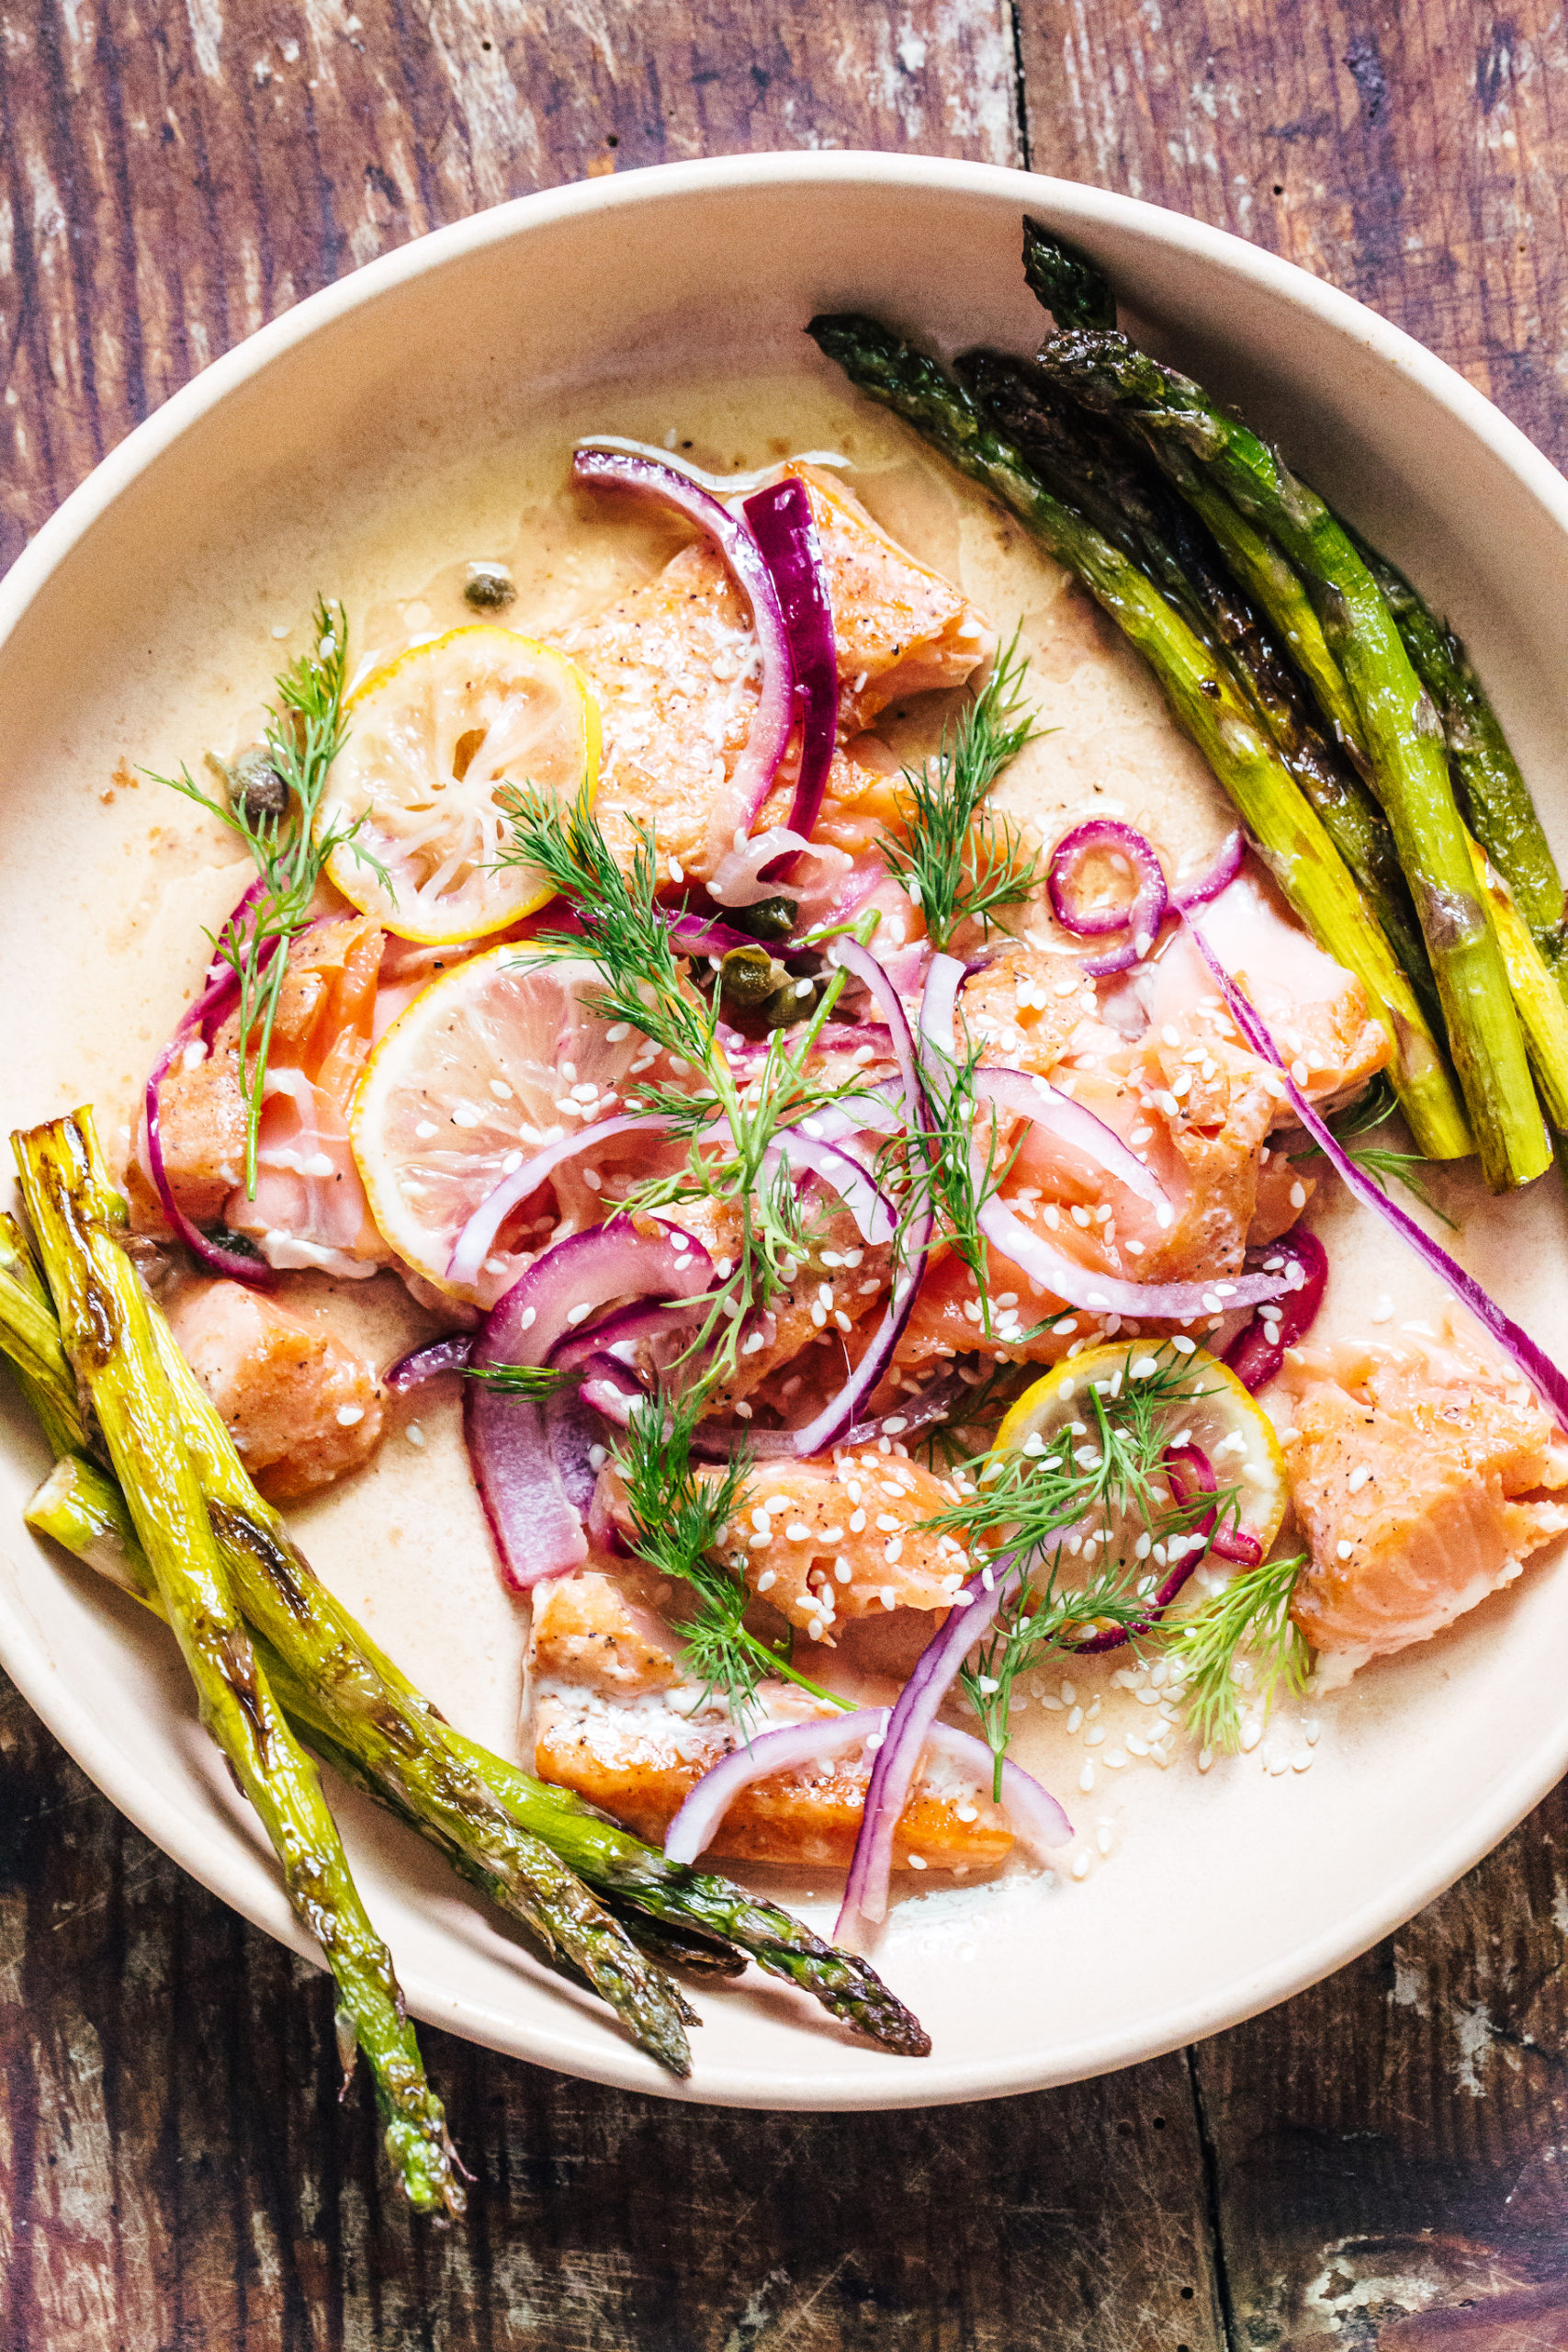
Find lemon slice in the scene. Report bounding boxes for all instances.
[989,1341,1288,1611]
[351,944,651,1304]
[320,627,600,944]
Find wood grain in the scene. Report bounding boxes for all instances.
[8,0,1568,2342]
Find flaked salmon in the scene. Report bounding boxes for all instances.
[527,1570,1010,1868]
[166,1278,384,1500]
[1283,1331,1568,1673]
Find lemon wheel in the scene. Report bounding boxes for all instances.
[319,627,600,944]
[989,1341,1288,1626]
[351,944,652,1306]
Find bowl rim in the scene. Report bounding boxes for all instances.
[6,147,1568,2109]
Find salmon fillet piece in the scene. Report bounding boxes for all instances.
[1283,1333,1568,1670]
[167,1278,384,1500]
[528,1570,1011,1869]
[557,463,992,878]
[710,1455,969,1637]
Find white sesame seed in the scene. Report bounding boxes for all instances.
[335,1404,365,1427]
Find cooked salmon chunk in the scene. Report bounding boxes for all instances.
[558,463,992,878]
[528,1571,1010,1869]
[167,1279,384,1500]
[1283,1333,1568,1671]
[712,1456,969,1637]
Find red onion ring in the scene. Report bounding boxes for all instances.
[708,828,810,909]
[1170,829,1245,911]
[1187,912,1568,1430]
[1224,1228,1327,1393]
[664,910,759,957]
[743,475,840,863]
[665,1708,1070,1868]
[467,1217,713,1589]
[574,444,795,867]
[446,1115,673,1294]
[1048,820,1170,978]
[689,1368,964,1464]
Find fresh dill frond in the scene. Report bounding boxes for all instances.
[1292,1073,1455,1227]
[958,1567,1148,1799]
[461,1362,575,1399]
[499,786,719,1073]
[614,1387,849,1719]
[915,1358,1038,1469]
[1168,1549,1311,1755]
[155,598,378,1195]
[880,627,1043,951]
[890,1029,1021,1334]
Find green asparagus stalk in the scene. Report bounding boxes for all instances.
[0,1213,88,1458]
[955,348,1440,1023]
[1467,843,1568,1132]
[3,1202,928,2058]
[27,1451,931,2055]
[1032,326,1550,1192]
[1356,537,1568,975]
[1021,216,1118,332]
[12,1116,463,2216]
[807,312,1472,1161]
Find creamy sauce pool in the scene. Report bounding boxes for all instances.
[3,363,1517,1900]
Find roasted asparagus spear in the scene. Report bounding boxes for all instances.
[1030,326,1548,1190]
[807,312,1471,1160]
[12,1117,464,2217]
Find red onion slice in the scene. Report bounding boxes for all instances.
[1171,829,1245,911]
[385,1333,475,1392]
[1224,1228,1327,1393]
[665,1707,1070,1868]
[707,828,811,909]
[574,444,796,867]
[837,1564,1014,1948]
[467,1217,713,1589]
[974,1067,1170,1216]
[1048,820,1170,978]
[743,475,840,857]
[763,1132,897,1246]
[1070,1441,1232,1656]
[1188,913,1568,1428]
[832,940,928,1125]
[446,1115,672,1293]
[665,910,759,956]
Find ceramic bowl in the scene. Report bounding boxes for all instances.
[5,153,1568,2109]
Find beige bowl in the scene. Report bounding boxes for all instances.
[5,153,1568,2110]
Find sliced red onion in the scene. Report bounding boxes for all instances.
[795,1084,902,1144]
[1072,1441,1233,1657]
[1224,1228,1327,1393]
[547,1387,605,1513]
[708,828,810,909]
[548,1295,703,1374]
[911,956,1288,1323]
[688,1369,962,1464]
[1188,914,1568,1429]
[467,1217,713,1589]
[1048,820,1169,978]
[446,1115,672,1293]
[1170,829,1245,911]
[574,445,795,864]
[837,1563,1014,1948]
[720,1021,894,1072]
[975,1067,1170,1216]
[385,1333,474,1392]
[665,1706,1069,1868]
[784,947,934,1458]
[798,855,890,944]
[763,1132,897,1246]
[743,476,840,860]
[665,910,759,956]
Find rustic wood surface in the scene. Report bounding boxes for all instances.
[6,1,1568,2344]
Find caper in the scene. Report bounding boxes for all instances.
[464,561,516,611]
[726,894,797,943]
[754,971,830,1032]
[719,944,785,1011]
[209,746,288,822]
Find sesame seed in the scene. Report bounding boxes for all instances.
[908,1855,928,1871]
[785,1521,811,1542]
[1337,1538,1355,1559]
[756,1569,776,1591]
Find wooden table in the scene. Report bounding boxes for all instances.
[6,4,1568,2343]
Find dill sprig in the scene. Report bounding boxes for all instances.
[1167,1549,1310,1755]
[890,1029,1021,1335]
[880,628,1043,951]
[614,1386,850,1719]
[501,786,878,1395]
[499,786,717,1072]
[959,1571,1149,1798]
[461,1363,575,1399]
[1292,1072,1455,1227]
[155,599,377,1195]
